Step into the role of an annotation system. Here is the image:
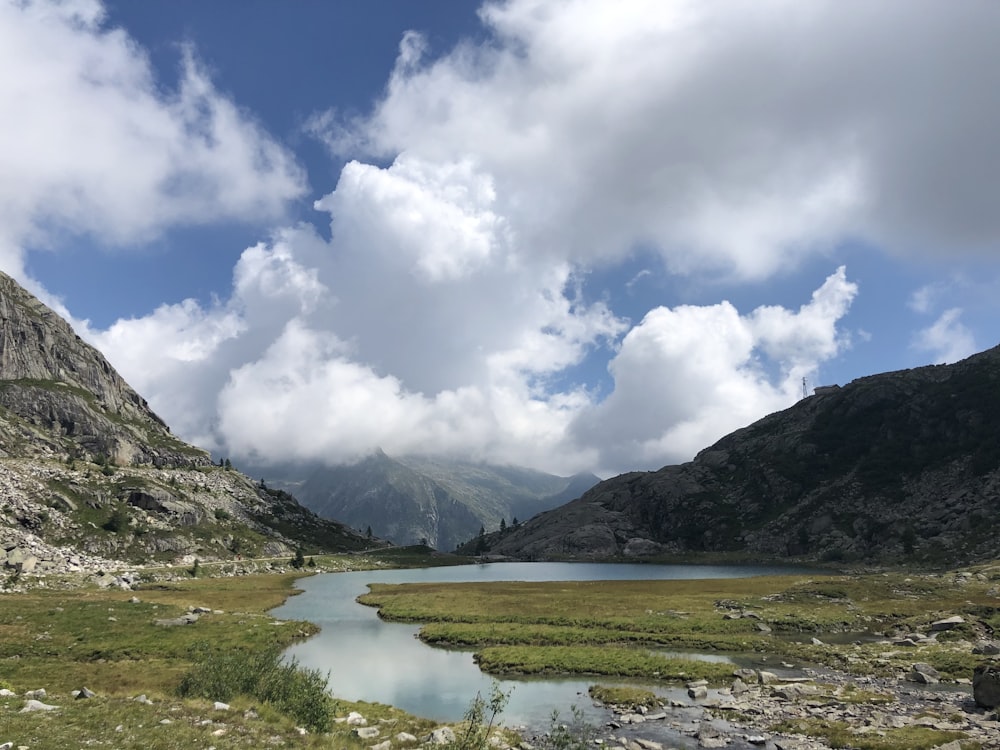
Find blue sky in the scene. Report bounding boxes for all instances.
[3,0,999,477]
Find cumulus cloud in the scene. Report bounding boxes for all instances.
[912,309,977,365]
[311,0,1000,276]
[571,268,857,471]
[32,0,1000,476]
[0,0,304,274]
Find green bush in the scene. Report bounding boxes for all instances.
[177,646,333,732]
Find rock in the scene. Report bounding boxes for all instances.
[687,686,708,700]
[427,727,456,744]
[213,701,230,711]
[0,688,15,696]
[354,727,380,740]
[24,688,46,699]
[20,699,58,712]
[74,687,96,699]
[154,613,199,627]
[757,671,779,685]
[731,677,748,695]
[973,663,1000,708]
[810,637,825,646]
[133,694,153,704]
[347,711,368,726]
[973,640,1000,655]
[930,616,965,631]
[908,663,941,684]
[633,740,662,750]
[395,732,417,743]
[772,684,818,700]
[371,741,392,750]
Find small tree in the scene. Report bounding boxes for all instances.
[291,547,306,569]
[307,556,316,568]
[499,518,507,532]
[366,525,373,538]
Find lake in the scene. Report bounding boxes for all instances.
[272,561,806,726]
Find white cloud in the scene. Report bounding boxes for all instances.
[571,268,857,472]
[0,0,304,273]
[912,308,977,365]
[311,0,1000,277]
[25,0,996,478]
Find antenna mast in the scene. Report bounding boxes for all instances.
[802,376,808,399]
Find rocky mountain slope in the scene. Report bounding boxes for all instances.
[472,345,1000,564]
[278,450,599,550]
[0,271,378,576]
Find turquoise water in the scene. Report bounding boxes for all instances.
[272,561,807,724]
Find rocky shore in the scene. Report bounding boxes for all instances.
[556,664,1000,750]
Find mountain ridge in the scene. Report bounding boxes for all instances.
[0,270,379,578]
[281,452,600,550]
[471,344,1000,565]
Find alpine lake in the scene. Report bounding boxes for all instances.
[272,561,820,726]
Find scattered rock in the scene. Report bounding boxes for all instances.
[20,699,58,712]
[213,701,230,711]
[347,711,368,726]
[354,727,380,740]
[73,687,96,699]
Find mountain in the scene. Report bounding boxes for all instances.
[0,271,378,573]
[286,451,600,550]
[471,345,1000,565]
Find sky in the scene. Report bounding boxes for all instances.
[3,0,1000,478]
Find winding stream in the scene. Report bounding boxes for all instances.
[272,561,806,726]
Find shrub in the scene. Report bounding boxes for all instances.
[102,504,129,533]
[447,682,510,750]
[177,646,334,732]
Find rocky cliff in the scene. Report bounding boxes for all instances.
[0,271,378,577]
[475,345,1000,565]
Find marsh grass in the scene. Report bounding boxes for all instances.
[360,568,1000,684]
[475,645,735,682]
[587,685,659,708]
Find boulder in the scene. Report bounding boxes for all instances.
[354,727,380,740]
[907,663,941,684]
[427,727,456,744]
[930,616,965,631]
[20,699,58,712]
[973,663,1000,708]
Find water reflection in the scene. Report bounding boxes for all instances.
[272,561,807,724]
